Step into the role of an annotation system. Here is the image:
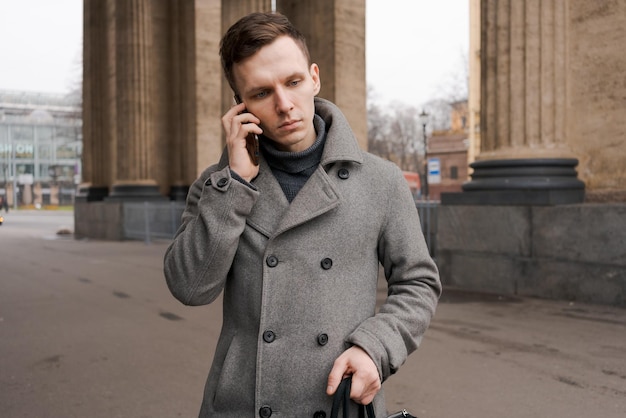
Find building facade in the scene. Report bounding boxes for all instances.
[0,90,82,208]
[427,101,470,201]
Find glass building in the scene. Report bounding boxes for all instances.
[0,90,82,208]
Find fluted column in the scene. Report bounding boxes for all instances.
[479,0,571,160]
[79,0,112,201]
[188,0,222,183]
[443,0,585,205]
[467,0,481,165]
[109,0,161,199]
[220,0,273,121]
[278,0,367,149]
[159,0,193,199]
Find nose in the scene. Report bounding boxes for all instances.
[274,87,294,114]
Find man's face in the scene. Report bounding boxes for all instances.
[233,36,321,153]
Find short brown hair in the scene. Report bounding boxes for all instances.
[219,12,311,95]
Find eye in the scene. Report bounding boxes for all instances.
[255,90,268,99]
[289,79,301,87]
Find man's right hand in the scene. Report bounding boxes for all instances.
[222,102,263,182]
[326,346,381,405]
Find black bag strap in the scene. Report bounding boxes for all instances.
[330,377,376,418]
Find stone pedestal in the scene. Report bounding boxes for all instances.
[437,203,626,307]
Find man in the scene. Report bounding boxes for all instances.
[163,12,441,418]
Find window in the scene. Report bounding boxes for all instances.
[38,143,53,159]
[450,166,458,180]
[11,125,34,141]
[56,141,80,159]
[36,126,54,141]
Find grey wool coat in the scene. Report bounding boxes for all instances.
[163,98,441,418]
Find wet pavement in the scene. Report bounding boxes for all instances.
[0,211,625,417]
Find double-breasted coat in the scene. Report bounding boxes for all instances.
[164,98,441,418]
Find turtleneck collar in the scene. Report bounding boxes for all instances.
[259,114,327,174]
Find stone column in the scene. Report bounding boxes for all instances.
[480,0,570,160]
[108,0,162,200]
[155,0,194,200]
[191,0,224,182]
[78,0,112,201]
[443,0,584,205]
[467,0,481,165]
[278,0,367,149]
[220,0,273,122]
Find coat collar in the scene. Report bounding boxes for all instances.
[314,97,364,167]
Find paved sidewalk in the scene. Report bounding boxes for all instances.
[0,211,625,417]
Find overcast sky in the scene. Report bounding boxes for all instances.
[0,0,469,109]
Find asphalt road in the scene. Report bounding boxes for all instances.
[0,211,625,417]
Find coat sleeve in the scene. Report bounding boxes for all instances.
[163,165,259,306]
[346,166,442,381]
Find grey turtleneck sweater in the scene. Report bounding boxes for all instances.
[259,114,327,203]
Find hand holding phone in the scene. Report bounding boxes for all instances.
[234,95,260,166]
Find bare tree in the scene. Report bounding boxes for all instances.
[388,101,422,172]
[421,99,452,132]
[367,86,425,172]
[367,86,393,160]
[434,49,469,104]
[366,52,469,178]
[423,50,469,132]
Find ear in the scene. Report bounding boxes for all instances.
[310,63,321,96]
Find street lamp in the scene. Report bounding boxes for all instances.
[419,109,429,200]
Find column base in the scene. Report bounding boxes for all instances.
[168,185,189,201]
[442,158,585,205]
[106,183,166,201]
[76,185,110,202]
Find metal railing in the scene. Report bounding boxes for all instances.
[123,201,185,244]
[416,200,439,258]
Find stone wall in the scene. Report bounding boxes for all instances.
[74,200,123,240]
[437,204,626,306]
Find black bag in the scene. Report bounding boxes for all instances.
[330,377,417,418]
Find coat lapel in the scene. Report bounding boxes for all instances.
[246,161,341,239]
[246,158,290,238]
[273,166,341,237]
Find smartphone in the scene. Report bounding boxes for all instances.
[234,95,260,166]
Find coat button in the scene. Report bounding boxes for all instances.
[320,258,333,270]
[263,330,276,343]
[217,177,229,187]
[259,405,272,418]
[338,168,350,179]
[317,333,329,346]
[313,411,327,418]
[266,255,279,267]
